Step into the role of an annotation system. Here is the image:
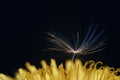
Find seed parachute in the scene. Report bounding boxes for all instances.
[47,25,107,60]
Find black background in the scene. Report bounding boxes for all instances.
[0,0,120,76]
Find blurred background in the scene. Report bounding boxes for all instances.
[0,0,120,76]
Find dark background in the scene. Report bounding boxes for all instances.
[0,0,120,76]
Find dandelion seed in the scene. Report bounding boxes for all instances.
[47,25,107,60]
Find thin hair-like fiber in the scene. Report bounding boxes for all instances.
[47,25,107,61]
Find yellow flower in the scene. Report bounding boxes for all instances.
[0,59,120,80]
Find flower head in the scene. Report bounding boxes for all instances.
[0,59,119,80]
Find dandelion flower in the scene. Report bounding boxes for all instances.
[0,58,120,80]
